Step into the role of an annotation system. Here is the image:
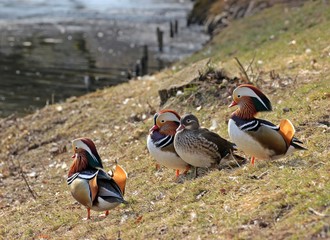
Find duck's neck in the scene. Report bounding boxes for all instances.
[68,152,88,177]
[232,100,257,120]
[159,121,179,136]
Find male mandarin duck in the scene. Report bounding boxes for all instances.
[174,113,245,170]
[228,84,306,165]
[147,109,190,177]
[67,138,127,220]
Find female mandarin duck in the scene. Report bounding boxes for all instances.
[228,84,306,165]
[147,109,190,177]
[67,138,127,220]
[174,114,245,170]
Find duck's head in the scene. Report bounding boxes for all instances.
[176,114,200,132]
[229,84,272,113]
[150,109,181,135]
[71,138,103,169]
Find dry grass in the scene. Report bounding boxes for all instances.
[0,1,329,239]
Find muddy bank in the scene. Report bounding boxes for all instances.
[188,0,308,34]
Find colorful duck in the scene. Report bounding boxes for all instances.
[174,113,245,170]
[67,138,127,220]
[147,109,190,177]
[228,84,306,165]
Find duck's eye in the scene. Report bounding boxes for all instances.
[75,146,78,149]
[187,119,191,123]
[237,94,241,98]
[161,120,165,123]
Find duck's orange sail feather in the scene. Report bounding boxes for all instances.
[279,119,295,147]
[112,164,127,195]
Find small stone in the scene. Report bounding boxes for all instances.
[282,107,292,113]
[27,171,37,178]
[56,105,63,112]
[61,163,67,169]
[209,119,217,131]
[123,98,130,105]
[176,90,183,96]
[289,40,296,45]
[50,146,59,154]
[224,205,231,213]
[196,190,207,200]
[120,214,128,224]
[190,212,197,220]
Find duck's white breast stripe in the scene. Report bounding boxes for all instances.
[67,171,98,185]
[240,120,259,131]
[239,120,257,129]
[155,135,173,148]
[78,171,98,180]
[67,172,79,185]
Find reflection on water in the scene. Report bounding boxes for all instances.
[0,0,209,117]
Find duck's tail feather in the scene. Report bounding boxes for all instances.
[291,137,307,150]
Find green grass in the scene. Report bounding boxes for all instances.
[0,1,329,239]
[184,1,330,72]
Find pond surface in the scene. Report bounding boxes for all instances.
[0,0,209,117]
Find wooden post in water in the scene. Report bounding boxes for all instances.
[84,75,92,92]
[141,45,148,76]
[127,69,132,79]
[170,21,174,38]
[157,59,165,71]
[135,60,141,77]
[174,20,178,34]
[156,27,163,52]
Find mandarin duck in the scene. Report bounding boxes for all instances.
[228,84,306,165]
[174,114,245,172]
[147,109,190,177]
[67,138,127,220]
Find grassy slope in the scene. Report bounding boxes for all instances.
[1,1,329,239]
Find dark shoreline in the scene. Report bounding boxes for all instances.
[0,1,209,118]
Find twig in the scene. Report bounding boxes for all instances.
[234,57,250,82]
[230,151,241,168]
[20,170,37,200]
[12,157,38,200]
[146,101,156,115]
[308,207,329,217]
[246,53,256,73]
[257,170,269,179]
[117,231,122,240]
[311,162,326,168]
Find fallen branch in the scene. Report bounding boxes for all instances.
[10,156,38,200]
[20,169,37,200]
[257,171,269,179]
[234,57,250,83]
[308,207,329,217]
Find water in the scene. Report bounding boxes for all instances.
[0,0,209,117]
